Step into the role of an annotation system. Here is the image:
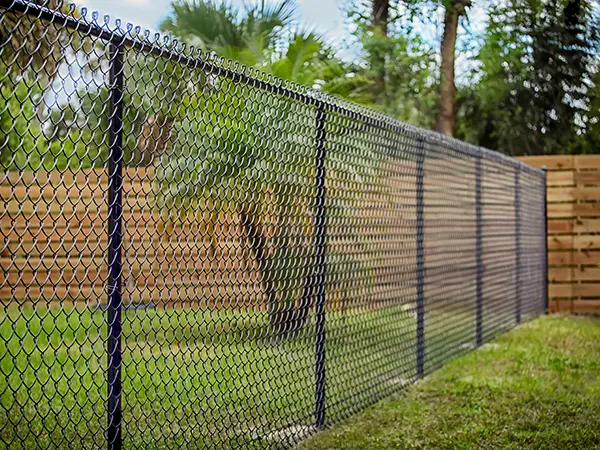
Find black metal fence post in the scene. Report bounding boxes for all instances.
[107,42,125,450]
[475,157,483,346]
[416,137,425,379]
[542,166,549,313]
[314,102,327,428]
[515,167,521,325]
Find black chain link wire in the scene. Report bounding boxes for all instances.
[0,1,547,448]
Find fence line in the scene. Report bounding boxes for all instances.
[0,2,547,449]
[2,164,546,311]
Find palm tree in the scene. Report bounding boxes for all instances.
[156,73,383,338]
[156,1,348,337]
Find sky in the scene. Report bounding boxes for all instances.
[75,0,348,41]
[73,0,490,77]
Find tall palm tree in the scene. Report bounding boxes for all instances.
[156,1,347,337]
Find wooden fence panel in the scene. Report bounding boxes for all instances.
[0,168,265,308]
[3,157,599,315]
[519,154,600,314]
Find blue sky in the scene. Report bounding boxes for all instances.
[75,0,347,41]
[74,0,490,77]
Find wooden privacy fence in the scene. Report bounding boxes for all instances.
[1,159,521,312]
[1,166,423,310]
[520,154,600,314]
[0,157,561,314]
[0,168,266,308]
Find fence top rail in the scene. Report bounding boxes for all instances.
[2,0,543,177]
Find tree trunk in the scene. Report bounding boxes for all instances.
[435,0,470,136]
[239,207,316,338]
[288,265,315,333]
[370,0,389,90]
[372,0,389,34]
[137,115,176,165]
[238,207,287,336]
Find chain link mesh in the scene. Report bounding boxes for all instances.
[0,1,547,448]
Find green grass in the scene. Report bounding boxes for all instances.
[299,315,600,450]
[0,302,546,449]
[0,303,421,449]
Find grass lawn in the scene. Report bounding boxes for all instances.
[299,315,600,450]
[0,301,542,449]
[0,303,420,449]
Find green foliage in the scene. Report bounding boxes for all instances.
[332,13,437,127]
[456,0,600,155]
[0,78,46,170]
[0,74,100,171]
[270,32,336,87]
[160,0,296,64]
[46,86,149,167]
[362,27,436,126]
[575,72,600,154]
[156,80,310,211]
[343,0,600,155]
[161,0,344,86]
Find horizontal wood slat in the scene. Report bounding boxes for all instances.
[547,187,600,202]
[546,171,575,186]
[575,155,600,169]
[550,283,600,298]
[519,155,573,170]
[549,267,600,283]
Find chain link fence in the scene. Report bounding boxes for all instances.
[0,1,547,448]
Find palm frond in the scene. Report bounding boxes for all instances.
[161,0,298,56]
[160,0,243,50]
